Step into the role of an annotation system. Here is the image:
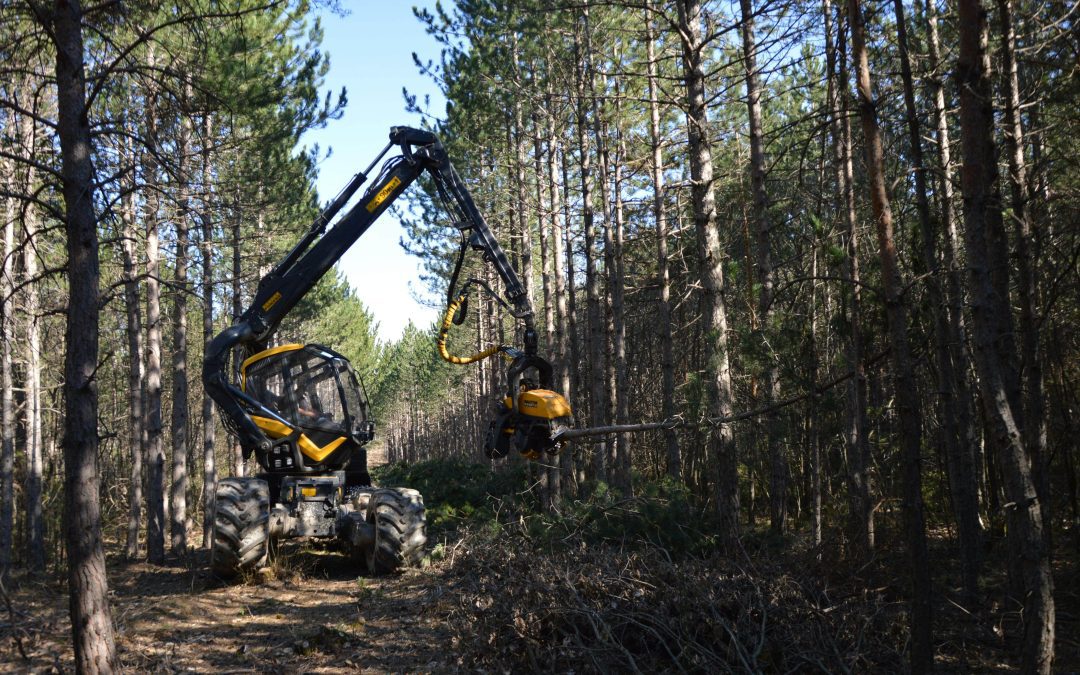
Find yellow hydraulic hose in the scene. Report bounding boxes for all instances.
[436,293,505,365]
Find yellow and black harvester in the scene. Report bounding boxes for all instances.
[203,127,571,577]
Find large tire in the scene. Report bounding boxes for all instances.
[212,477,271,578]
[366,488,426,574]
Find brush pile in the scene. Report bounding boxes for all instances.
[435,515,909,673]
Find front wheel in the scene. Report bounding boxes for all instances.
[365,488,426,574]
[211,477,270,578]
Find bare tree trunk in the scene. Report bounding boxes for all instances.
[574,8,608,484]
[534,119,562,507]
[740,0,785,534]
[50,0,118,668]
[0,132,13,573]
[170,98,192,555]
[547,110,573,499]
[956,1,1054,670]
[895,0,982,600]
[645,3,680,480]
[997,0,1048,529]
[829,2,873,553]
[848,0,933,668]
[201,114,216,549]
[921,0,984,575]
[120,132,145,560]
[231,191,245,477]
[20,106,45,571]
[677,0,738,546]
[608,72,631,495]
[144,49,166,563]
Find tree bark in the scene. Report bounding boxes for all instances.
[829,1,873,553]
[574,7,608,484]
[895,0,982,600]
[677,0,739,546]
[956,0,1054,670]
[50,0,119,669]
[740,0,785,534]
[997,0,1048,530]
[121,145,145,560]
[645,3,680,480]
[144,47,166,563]
[230,188,245,478]
[201,114,216,549]
[170,112,191,556]
[847,0,933,669]
[19,105,45,571]
[921,0,984,576]
[0,121,13,573]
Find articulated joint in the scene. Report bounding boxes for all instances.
[202,322,272,455]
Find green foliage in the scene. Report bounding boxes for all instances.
[528,479,720,557]
[372,458,529,530]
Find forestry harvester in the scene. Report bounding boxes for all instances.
[202,127,572,577]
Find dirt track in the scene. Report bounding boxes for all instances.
[1,546,458,673]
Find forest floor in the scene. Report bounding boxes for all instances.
[2,533,1076,673]
[0,544,461,673]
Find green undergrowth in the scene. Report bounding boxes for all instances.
[376,459,719,556]
[372,458,531,532]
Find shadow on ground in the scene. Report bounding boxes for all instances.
[0,545,456,673]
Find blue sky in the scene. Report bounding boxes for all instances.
[301,2,446,343]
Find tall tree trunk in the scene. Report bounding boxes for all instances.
[0,129,13,573]
[847,0,933,668]
[922,0,984,563]
[121,148,145,560]
[956,0,1054,670]
[230,190,245,477]
[50,0,118,668]
[895,0,982,600]
[534,119,562,507]
[20,106,45,571]
[547,108,573,498]
[645,3,680,480]
[201,114,216,549]
[574,8,608,484]
[830,2,873,553]
[144,50,166,563]
[611,118,631,495]
[677,0,739,546]
[740,0,785,534]
[170,100,192,555]
[997,0,1048,529]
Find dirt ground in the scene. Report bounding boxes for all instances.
[0,545,459,673]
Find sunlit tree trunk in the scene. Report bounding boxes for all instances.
[201,114,216,549]
[677,0,738,546]
[144,46,166,564]
[20,107,45,571]
[645,3,680,480]
[122,140,145,559]
[170,90,192,555]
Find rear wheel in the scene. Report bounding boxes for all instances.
[366,488,426,574]
[212,477,271,578]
